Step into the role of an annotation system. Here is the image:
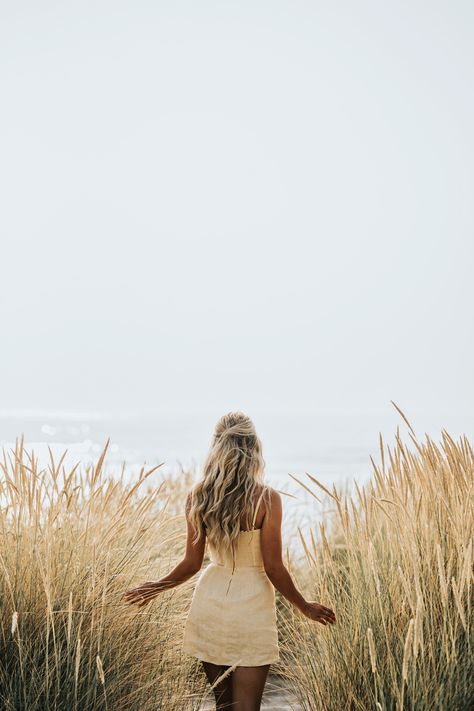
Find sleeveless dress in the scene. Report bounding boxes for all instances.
[182,526,280,666]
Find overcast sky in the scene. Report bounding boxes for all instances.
[1,1,473,425]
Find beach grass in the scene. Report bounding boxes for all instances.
[0,438,210,710]
[1,417,472,710]
[280,414,473,710]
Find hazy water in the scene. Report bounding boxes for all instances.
[1,408,473,552]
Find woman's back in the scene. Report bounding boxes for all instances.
[182,482,280,667]
[128,411,334,710]
[208,528,264,569]
[206,483,269,568]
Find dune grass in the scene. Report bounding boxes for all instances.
[0,438,211,711]
[280,419,473,710]
[1,419,472,710]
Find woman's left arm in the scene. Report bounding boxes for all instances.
[124,492,205,607]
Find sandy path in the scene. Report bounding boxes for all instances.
[198,672,302,710]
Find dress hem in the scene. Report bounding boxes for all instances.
[182,647,280,666]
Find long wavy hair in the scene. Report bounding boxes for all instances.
[187,411,272,552]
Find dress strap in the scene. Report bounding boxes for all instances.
[251,486,266,529]
[225,487,267,597]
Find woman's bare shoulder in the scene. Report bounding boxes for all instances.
[260,485,282,509]
[185,487,197,511]
[268,487,282,504]
[256,483,276,497]
[261,483,279,496]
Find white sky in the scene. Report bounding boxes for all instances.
[1,1,473,423]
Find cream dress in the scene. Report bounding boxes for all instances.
[182,522,280,666]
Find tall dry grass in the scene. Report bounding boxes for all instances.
[0,437,211,711]
[280,419,473,710]
[2,421,472,711]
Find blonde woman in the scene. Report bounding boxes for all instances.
[124,411,336,710]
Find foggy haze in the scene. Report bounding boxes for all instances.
[1,1,473,438]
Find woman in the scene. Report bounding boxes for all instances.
[124,411,336,710]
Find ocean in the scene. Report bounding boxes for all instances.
[1,408,472,552]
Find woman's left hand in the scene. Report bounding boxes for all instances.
[123,581,160,607]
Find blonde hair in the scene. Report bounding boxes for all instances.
[187,411,272,552]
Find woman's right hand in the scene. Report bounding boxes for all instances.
[301,600,336,625]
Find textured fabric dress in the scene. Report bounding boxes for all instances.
[182,527,280,666]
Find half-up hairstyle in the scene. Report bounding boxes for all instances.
[187,411,273,552]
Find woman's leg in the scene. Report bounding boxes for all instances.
[201,660,233,710]
[230,664,270,711]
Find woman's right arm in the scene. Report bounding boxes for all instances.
[260,488,336,626]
